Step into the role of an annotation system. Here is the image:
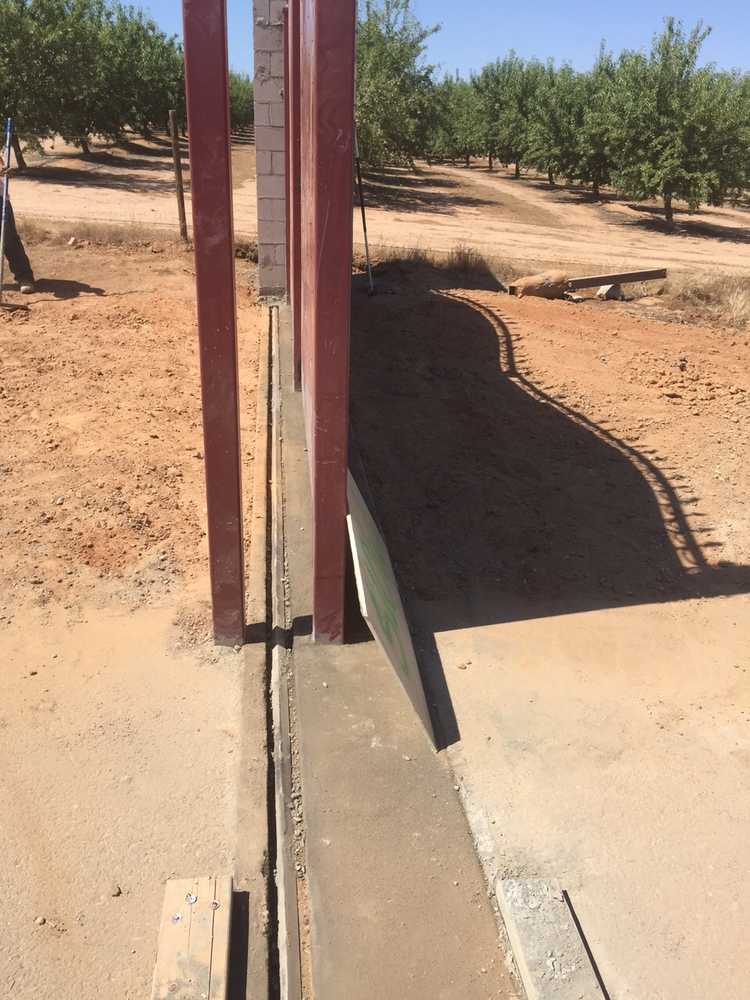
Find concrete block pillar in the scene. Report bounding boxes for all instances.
[253,0,287,298]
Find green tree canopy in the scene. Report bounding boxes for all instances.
[608,18,747,222]
[355,0,439,165]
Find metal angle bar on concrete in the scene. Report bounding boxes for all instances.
[565,268,667,291]
[270,305,303,1000]
[496,878,606,1000]
[181,0,245,645]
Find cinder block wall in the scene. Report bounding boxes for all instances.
[253,0,287,298]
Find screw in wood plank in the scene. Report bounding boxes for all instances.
[185,893,198,905]
[210,900,220,910]
[171,912,182,924]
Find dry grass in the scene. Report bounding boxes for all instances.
[355,240,524,286]
[662,272,750,329]
[18,217,184,247]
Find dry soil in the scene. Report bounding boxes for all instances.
[0,241,265,999]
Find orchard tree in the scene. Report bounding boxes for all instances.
[525,62,580,185]
[572,46,615,197]
[229,72,254,130]
[608,18,744,223]
[356,0,438,165]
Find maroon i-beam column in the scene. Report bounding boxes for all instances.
[181,0,245,645]
[300,0,356,643]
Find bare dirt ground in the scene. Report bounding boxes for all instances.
[12,142,750,280]
[350,263,750,999]
[9,136,257,238]
[361,163,750,275]
[0,242,265,998]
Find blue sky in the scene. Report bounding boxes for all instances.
[144,1,750,76]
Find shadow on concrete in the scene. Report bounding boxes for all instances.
[349,264,750,748]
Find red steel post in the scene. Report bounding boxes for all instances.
[288,0,302,391]
[300,0,356,643]
[181,0,245,645]
[283,8,291,300]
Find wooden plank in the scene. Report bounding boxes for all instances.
[566,268,666,291]
[151,876,233,1000]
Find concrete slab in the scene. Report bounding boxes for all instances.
[497,879,603,1000]
[416,595,750,1000]
[275,305,519,999]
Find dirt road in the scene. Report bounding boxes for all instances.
[11,142,750,279]
[0,242,265,999]
[361,163,750,275]
[9,137,257,239]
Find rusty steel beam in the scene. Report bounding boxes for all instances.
[300,0,356,643]
[288,0,302,392]
[566,268,667,291]
[181,0,245,645]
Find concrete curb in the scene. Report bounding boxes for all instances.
[269,304,303,1000]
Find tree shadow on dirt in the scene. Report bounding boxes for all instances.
[618,204,750,244]
[349,265,750,747]
[116,138,178,158]
[20,164,176,194]
[361,168,495,214]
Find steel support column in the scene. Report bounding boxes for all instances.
[300,0,356,643]
[181,0,245,645]
[287,0,303,391]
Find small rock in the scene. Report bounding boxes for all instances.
[110,884,122,897]
[402,754,411,762]
[68,236,77,246]
[322,681,328,689]
[34,916,46,926]
[55,496,65,505]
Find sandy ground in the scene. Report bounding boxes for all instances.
[0,243,265,998]
[361,164,750,275]
[10,142,750,278]
[350,265,750,999]
[8,137,257,239]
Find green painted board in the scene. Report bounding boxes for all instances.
[347,472,435,745]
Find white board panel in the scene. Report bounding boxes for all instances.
[347,472,435,745]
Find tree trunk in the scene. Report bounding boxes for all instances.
[592,178,600,199]
[548,166,555,187]
[81,139,91,156]
[514,161,520,179]
[663,190,674,225]
[465,152,470,169]
[11,134,26,171]
[488,152,494,171]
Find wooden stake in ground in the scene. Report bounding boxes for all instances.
[169,109,188,243]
